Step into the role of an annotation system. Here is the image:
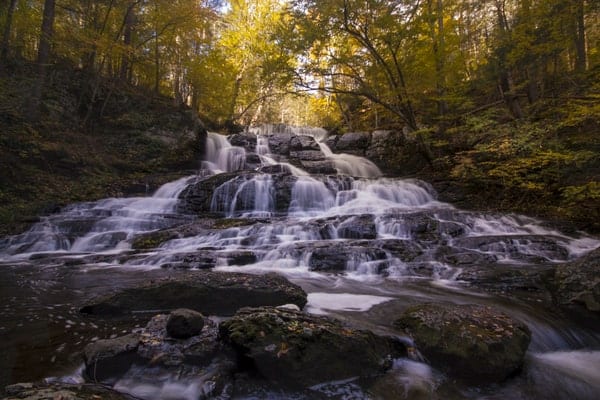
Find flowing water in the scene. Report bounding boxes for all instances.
[0,125,599,399]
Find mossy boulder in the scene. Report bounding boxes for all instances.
[167,308,205,339]
[219,306,405,388]
[80,271,307,316]
[553,247,600,312]
[394,303,531,383]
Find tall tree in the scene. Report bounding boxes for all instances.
[29,0,56,121]
[0,0,17,67]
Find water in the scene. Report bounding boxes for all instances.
[1,125,599,399]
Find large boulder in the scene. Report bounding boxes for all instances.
[268,132,292,156]
[167,308,205,339]
[394,303,531,383]
[80,271,307,316]
[83,334,142,382]
[335,132,372,156]
[553,247,600,312]
[289,135,320,151]
[219,306,405,388]
[228,133,257,152]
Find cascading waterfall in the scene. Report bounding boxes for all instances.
[1,124,599,400]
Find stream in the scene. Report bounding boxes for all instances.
[0,125,599,399]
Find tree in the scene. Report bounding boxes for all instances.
[28,0,56,121]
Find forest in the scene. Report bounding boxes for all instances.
[1,0,598,129]
[1,2,600,399]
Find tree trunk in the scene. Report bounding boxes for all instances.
[574,0,586,72]
[0,0,18,68]
[119,3,136,82]
[29,0,55,122]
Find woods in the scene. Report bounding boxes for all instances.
[0,0,597,130]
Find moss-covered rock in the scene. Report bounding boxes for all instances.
[219,306,405,388]
[394,303,531,383]
[553,247,600,312]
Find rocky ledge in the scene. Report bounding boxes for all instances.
[219,305,406,388]
[394,303,531,383]
[79,271,307,316]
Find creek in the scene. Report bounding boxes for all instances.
[0,125,599,399]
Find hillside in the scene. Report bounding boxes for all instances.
[0,62,204,235]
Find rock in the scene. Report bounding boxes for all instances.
[324,135,339,151]
[553,247,600,312]
[228,133,257,152]
[308,242,388,273]
[268,132,292,155]
[83,333,142,382]
[137,314,222,367]
[289,149,326,161]
[178,172,298,216]
[452,235,571,263]
[219,306,405,387]
[167,308,205,339]
[82,313,230,390]
[298,160,337,174]
[80,271,307,316]
[177,172,240,215]
[335,132,371,156]
[394,303,531,383]
[244,152,262,169]
[337,215,377,239]
[3,382,135,400]
[289,135,320,151]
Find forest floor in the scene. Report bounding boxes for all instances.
[0,62,202,236]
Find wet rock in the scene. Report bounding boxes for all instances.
[308,242,388,273]
[83,333,142,382]
[268,132,292,155]
[337,215,377,239]
[167,308,205,339]
[131,229,179,250]
[452,235,571,262]
[3,382,135,400]
[324,135,338,151]
[244,152,262,169]
[394,303,531,383]
[272,174,298,212]
[80,271,307,316]
[289,135,320,151]
[375,239,423,261]
[335,132,371,156]
[289,149,326,161]
[177,172,240,215]
[82,312,230,389]
[553,247,600,312]
[228,133,257,152]
[138,313,221,367]
[298,160,337,174]
[219,306,405,387]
